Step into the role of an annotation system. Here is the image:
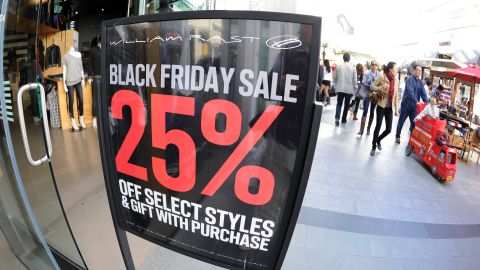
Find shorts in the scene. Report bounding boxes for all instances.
[321,80,331,86]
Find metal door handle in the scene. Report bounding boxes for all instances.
[17,83,52,166]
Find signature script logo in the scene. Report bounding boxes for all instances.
[109,33,302,50]
[265,35,302,50]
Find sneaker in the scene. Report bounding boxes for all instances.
[341,119,347,124]
[377,141,382,151]
[370,148,376,156]
[335,119,339,126]
[395,137,400,144]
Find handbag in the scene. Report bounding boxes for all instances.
[356,83,370,100]
[369,89,385,104]
[329,82,336,96]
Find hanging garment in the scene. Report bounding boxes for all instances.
[54,0,62,13]
[37,39,45,72]
[40,2,50,26]
[89,46,101,76]
[46,44,61,68]
[51,14,59,29]
[8,48,17,73]
[19,59,35,86]
[46,85,60,128]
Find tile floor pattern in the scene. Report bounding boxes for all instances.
[3,96,480,270]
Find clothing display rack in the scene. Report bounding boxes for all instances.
[42,30,94,130]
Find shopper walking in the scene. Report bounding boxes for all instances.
[359,60,380,135]
[349,63,365,120]
[395,64,428,144]
[370,62,399,156]
[319,59,333,106]
[333,52,357,126]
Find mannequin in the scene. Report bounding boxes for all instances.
[62,46,86,131]
[88,36,101,128]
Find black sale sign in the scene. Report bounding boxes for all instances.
[99,11,321,270]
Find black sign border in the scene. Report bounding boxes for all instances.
[98,10,322,270]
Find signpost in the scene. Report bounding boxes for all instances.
[99,11,322,270]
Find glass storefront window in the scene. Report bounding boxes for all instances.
[138,0,214,15]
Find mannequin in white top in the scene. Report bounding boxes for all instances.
[62,46,86,131]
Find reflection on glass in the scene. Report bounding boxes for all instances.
[0,139,57,269]
[138,0,212,15]
[2,1,87,268]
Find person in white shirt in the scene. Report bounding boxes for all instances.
[414,95,439,122]
[320,59,333,106]
[424,78,432,100]
[333,53,357,126]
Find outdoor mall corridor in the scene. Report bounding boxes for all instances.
[20,98,479,270]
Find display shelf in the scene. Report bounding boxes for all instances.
[6,12,58,35]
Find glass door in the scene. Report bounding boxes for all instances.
[0,0,87,269]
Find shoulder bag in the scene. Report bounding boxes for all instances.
[356,83,370,100]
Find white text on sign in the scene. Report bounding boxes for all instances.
[109,64,299,103]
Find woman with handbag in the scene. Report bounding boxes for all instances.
[358,60,380,135]
[370,62,399,156]
[349,63,365,120]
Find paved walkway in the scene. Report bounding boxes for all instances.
[280,100,480,270]
[306,102,480,224]
[35,96,480,270]
[143,99,480,269]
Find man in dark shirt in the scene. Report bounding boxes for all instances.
[395,65,428,143]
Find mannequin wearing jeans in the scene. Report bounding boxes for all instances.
[67,81,84,125]
[62,46,86,131]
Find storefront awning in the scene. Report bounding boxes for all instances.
[414,58,466,71]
